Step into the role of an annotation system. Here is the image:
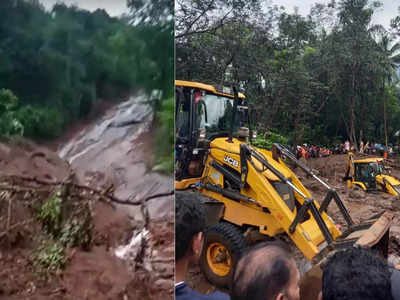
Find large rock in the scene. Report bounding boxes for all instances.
[349,188,366,199]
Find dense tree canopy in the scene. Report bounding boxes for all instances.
[0,0,173,144]
[176,0,400,148]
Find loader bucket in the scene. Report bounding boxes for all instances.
[299,211,393,300]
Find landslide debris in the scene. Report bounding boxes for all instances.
[0,139,173,300]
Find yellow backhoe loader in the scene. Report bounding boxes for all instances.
[344,152,400,195]
[175,80,392,296]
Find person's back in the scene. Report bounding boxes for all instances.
[391,267,400,300]
[175,192,230,300]
[320,247,392,300]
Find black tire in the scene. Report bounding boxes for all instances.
[200,222,247,289]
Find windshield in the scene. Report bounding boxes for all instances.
[237,105,249,128]
[196,93,248,139]
[371,161,386,174]
[355,161,386,181]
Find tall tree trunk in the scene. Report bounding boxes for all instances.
[341,110,350,141]
[294,103,301,146]
[383,83,388,150]
[381,81,388,149]
[294,97,306,146]
[349,70,358,150]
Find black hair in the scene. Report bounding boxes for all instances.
[322,247,392,300]
[231,240,294,300]
[175,192,206,261]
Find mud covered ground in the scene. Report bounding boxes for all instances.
[0,112,173,299]
[187,153,400,294]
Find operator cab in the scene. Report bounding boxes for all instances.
[175,80,250,182]
[354,160,386,190]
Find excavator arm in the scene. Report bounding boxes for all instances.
[272,143,354,228]
[202,141,342,260]
[343,151,355,181]
[202,142,392,261]
[272,144,391,252]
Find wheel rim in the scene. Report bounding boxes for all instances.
[206,242,232,276]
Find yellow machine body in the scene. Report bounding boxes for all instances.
[198,137,341,260]
[345,152,400,196]
[175,80,246,99]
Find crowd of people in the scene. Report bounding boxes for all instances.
[296,144,332,160]
[330,140,388,155]
[295,139,399,160]
[175,192,400,300]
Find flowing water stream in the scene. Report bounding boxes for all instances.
[59,92,173,221]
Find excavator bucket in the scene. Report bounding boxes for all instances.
[300,211,393,300]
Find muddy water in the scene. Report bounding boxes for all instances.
[58,93,173,221]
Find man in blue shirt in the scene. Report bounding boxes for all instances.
[392,268,400,300]
[175,192,230,300]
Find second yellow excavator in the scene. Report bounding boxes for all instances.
[344,152,400,195]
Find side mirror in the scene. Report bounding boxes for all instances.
[199,128,206,141]
[238,127,249,138]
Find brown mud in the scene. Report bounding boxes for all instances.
[0,93,173,299]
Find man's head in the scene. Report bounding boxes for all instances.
[321,247,392,300]
[175,192,206,263]
[231,241,300,300]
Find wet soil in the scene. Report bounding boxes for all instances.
[0,93,173,299]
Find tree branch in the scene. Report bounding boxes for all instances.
[176,7,233,39]
[0,175,173,207]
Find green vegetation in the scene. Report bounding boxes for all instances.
[34,189,93,272]
[34,240,66,271]
[37,190,63,236]
[252,131,289,150]
[0,89,23,136]
[36,189,92,247]
[176,0,400,148]
[154,96,174,172]
[59,212,92,249]
[0,0,173,169]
